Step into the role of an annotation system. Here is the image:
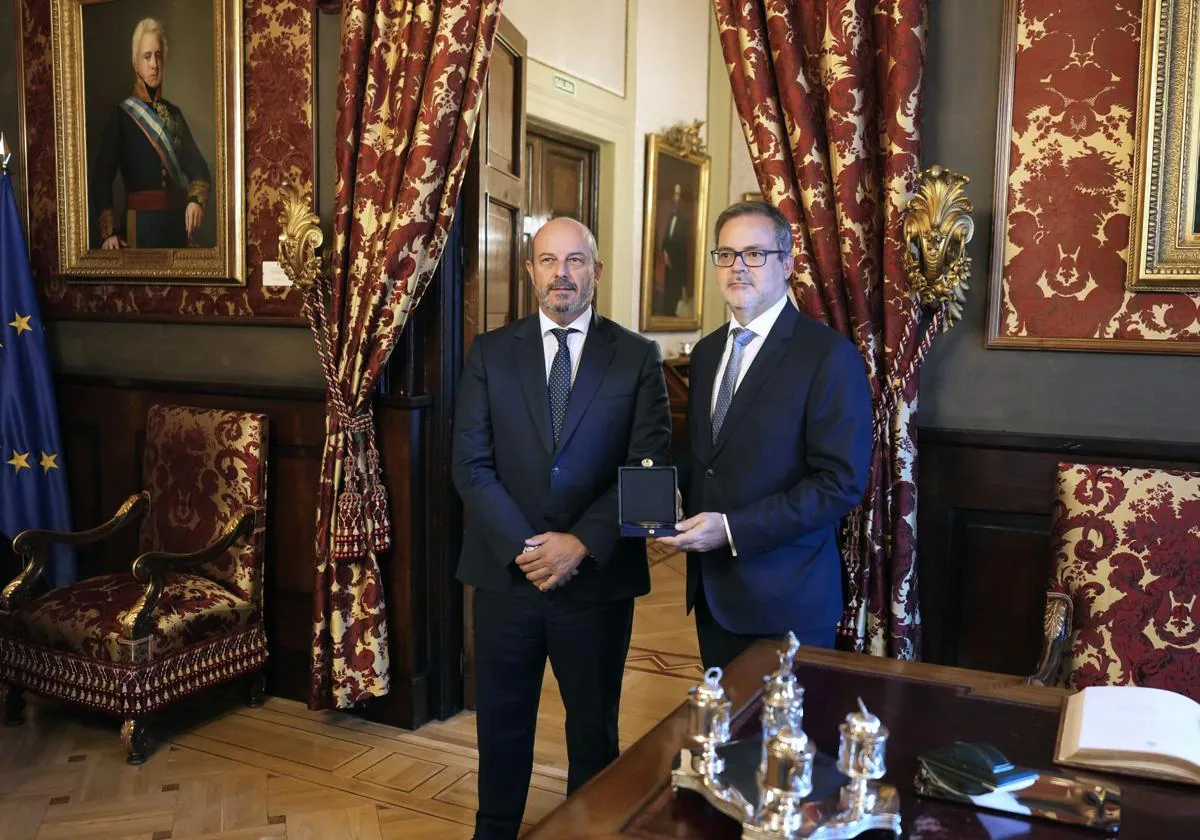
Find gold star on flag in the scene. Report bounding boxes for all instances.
[39,451,59,473]
[7,450,30,472]
[9,312,32,335]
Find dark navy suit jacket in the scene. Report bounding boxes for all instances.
[680,301,872,636]
[452,311,671,602]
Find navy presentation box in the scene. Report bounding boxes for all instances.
[618,464,678,537]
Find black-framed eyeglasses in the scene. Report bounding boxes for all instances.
[709,248,788,268]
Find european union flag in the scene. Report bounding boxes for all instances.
[0,165,75,587]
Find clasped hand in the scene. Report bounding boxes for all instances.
[516,532,587,592]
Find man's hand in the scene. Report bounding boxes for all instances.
[516,532,588,591]
[101,235,125,250]
[185,202,204,238]
[657,512,728,553]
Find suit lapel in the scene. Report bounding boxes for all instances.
[711,303,798,458]
[691,327,726,463]
[555,312,616,456]
[515,316,554,455]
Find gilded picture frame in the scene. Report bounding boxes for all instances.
[51,0,244,285]
[1127,0,1200,291]
[639,132,709,332]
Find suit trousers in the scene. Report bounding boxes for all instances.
[473,582,634,840]
[693,583,836,670]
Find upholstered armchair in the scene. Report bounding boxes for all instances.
[0,404,268,763]
[1029,462,1200,702]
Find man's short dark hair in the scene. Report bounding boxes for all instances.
[714,200,793,257]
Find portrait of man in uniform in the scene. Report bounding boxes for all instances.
[53,0,242,282]
[87,15,212,250]
[89,17,211,250]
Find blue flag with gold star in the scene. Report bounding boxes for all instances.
[0,170,75,586]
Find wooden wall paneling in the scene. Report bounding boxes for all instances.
[918,429,1200,678]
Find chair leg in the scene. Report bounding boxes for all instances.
[4,685,25,726]
[246,669,266,708]
[121,718,151,765]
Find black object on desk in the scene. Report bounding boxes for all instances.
[618,463,678,537]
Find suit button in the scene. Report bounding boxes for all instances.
[551,467,560,476]
[705,468,714,477]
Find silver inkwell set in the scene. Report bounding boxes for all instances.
[671,633,901,839]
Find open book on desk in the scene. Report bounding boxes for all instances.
[1055,685,1200,785]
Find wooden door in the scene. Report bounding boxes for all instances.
[462,16,527,346]
[460,14,526,709]
[521,128,599,316]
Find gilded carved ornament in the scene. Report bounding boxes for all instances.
[901,165,974,330]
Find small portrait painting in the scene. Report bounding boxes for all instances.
[640,133,709,331]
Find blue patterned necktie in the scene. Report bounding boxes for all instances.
[711,327,755,444]
[548,327,578,445]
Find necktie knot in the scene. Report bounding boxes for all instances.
[730,326,754,347]
[551,327,576,348]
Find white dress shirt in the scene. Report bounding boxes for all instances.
[708,292,792,555]
[709,292,792,417]
[538,307,591,384]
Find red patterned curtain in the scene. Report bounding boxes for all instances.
[308,0,503,709]
[712,0,928,658]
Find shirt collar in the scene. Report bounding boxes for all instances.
[539,306,592,338]
[133,76,161,104]
[731,292,790,340]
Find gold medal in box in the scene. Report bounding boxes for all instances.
[618,459,678,537]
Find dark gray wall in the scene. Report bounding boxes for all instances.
[920,0,1200,445]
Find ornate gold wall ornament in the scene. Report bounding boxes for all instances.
[901,165,974,330]
[277,181,324,294]
[662,120,706,156]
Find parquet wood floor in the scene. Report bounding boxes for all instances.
[0,556,698,839]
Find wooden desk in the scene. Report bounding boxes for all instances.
[527,644,1199,839]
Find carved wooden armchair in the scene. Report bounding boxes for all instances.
[1029,462,1200,701]
[0,404,268,762]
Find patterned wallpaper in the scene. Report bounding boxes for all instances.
[21,0,313,321]
[994,0,1200,350]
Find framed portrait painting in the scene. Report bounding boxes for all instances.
[639,132,709,332]
[1126,0,1200,292]
[51,0,244,284]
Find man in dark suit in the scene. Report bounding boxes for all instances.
[453,217,671,840]
[658,201,872,670]
[655,183,689,317]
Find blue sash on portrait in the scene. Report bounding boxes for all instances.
[119,97,189,188]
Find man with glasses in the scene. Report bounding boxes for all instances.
[657,201,871,669]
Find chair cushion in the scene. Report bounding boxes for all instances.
[1052,462,1200,701]
[3,572,255,661]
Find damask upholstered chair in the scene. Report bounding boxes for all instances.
[1029,462,1200,701]
[0,404,268,763]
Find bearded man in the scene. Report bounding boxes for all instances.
[452,217,671,840]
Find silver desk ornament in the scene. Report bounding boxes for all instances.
[671,638,902,839]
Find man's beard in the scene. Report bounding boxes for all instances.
[538,276,594,315]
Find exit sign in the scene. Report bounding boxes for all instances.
[552,73,577,96]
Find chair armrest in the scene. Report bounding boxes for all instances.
[1026,591,1073,686]
[1,491,151,610]
[123,506,260,640]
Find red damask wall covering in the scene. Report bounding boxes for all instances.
[20,0,312,321]
[990,0,1200,351]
